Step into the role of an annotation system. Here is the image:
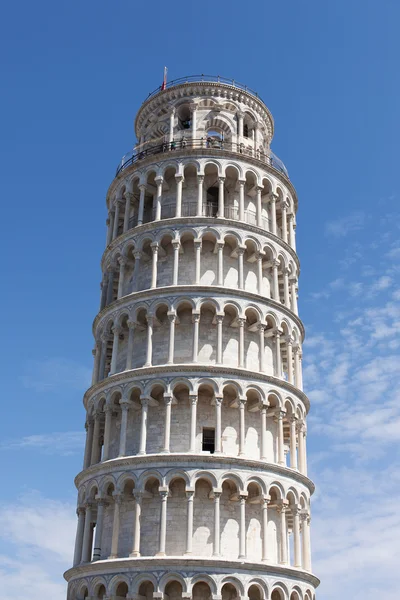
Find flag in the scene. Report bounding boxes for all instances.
[161,66,168,90]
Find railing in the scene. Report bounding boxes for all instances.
[127,203,270,230]
[116,138,289,178]
[145,74,264,103]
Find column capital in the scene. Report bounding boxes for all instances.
[216,313,224,323]
[112,493,123,505]
[146,314,154,326]
[276,500,289,513]
[194,238,202,248]
[216,240,225,249]
[237,110,245,119]
[214,395,223,406]
[285,335,293,345]
[211,488,222,499]
[163,394,173,405]
[140,396,149,408]
[238,179,246,186]
[197,174,205,182]
[218,176,226,183]
[280,198,289,210]
[127,320,136,330]
[159,489,169,500]
[255,185,263,192]
[133,250,142,260]
[269,192,278,202]
[112,325,122,336]
[300,510,311,524]
[77,505,86,516]
[186,490,195,500]
[150,241,159,251]
[171,239,181,249]
[238,316,246,327]
[117,256,127,267]
[119,400,132,411]
[189,393,198,405]
[239,397,247,407]
[275,408,286,420]
[239,493,248,502]
[190,102,199,112]
[273,327,283,337]
[175,174,184,182]
[237,245,246,255]
[191,311,201,323]
[138,183,147,192]
[155,175,164,184]
[167,311,177,323]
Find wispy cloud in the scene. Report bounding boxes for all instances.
[325,211,366,237]
[20,358,91,392]
[1,431,85,455]
[0,491,75,600]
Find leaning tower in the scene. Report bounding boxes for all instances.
[65,75,319,600]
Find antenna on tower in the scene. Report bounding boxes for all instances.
[161,66,168,90]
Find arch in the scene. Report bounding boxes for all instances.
[131,574,158,595]
[139,470,163,489]
[159,573,188,594]
[109,575,130,596]
[220,577,245,596]
[246,579,269,600]
[165,469,191,487]
[190,575,217,595]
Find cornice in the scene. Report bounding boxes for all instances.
[107,147,297,208]
[92,286,304,340]
[82,364,310,413]
[64,556,320,588]
[101,216,300,273]
[74,452,315,495]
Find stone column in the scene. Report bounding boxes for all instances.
[145,315,153,367]
[272,260,280,301]
[138,397,149,455]
[162,394,173,453]
[157,489,168,556]
[110,325,121,375]
[281,200,288,243]
[237,246,245,289]
[99,334,108,380]
[260,404,267,460]
[298,422,307,476]
[112,200,122,240]
[258,323,265,372]
[102,405,113,461]
[117,257,126,299]
[190,103,198,140]
[150,242,159,289]
[214,396,223,454]
[192,311,200,362]
[293,506,302,567]
[125,320,135,370]
[194,239,202,284]
[169,107,175,143]
[175,175,183,217]
[217,241,224,285]
[216,314,224,364]
[239,494,247,559]
[100,274,108,310]
[189,394,197,452]
[130,492,142,557]
[172,240,180,285]
[238,317,245,368]
[73,507,86,566]
[106,268,114,305]
[118,400,130,457]
[123,193,132,232]
[109,494,122,558]
[276,410,286,466]
[138,185,146,225]
[278,503,288,565]
[283,268,290,307]
[238,180,245,221]
[290,416,298,470]
[81,503,93,563]
[90,411,102,465]
[290,277,299,315]
[238,398,246,456]
[93,498,107,560]
[132,250,142,292]
[261,497,269,562]
[294,345,302,389]
[197,175,204,216]
[92,341,101,385]
[289,213,296,250]
[212,491,221,556]
[237,110,244,138]
[106,213,113,246]
[256,186,263,227]
[83,417,94,469]
[286,337,294,384]
[256,252,263,294]
[270,194,277,235]
[167,312,176,364]
[218,177,225,217]
[185,490,195,554]
[274,328,282,378]
[301,512,312,571]
[155,176,163,221]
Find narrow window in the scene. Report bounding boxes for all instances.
[202,428,215,453]
[243,123,249,138]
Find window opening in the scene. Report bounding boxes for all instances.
[202,428,215,453]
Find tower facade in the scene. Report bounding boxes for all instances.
[65,75,318,600]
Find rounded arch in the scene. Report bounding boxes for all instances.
[108,575,130,596]
[131,574,158,596]
[99,474,117,496]
[191,470,218,489]
[270,584,289,600]
[159,573,188,594]
[219,471,244,493]
[165,469,191,487]
[90,577,108,599]
[245,475,267,496]
[189,575,217,595]
[116,472,137,494]
[139,470,163,490]
[170,376,194,394]
[268,481,285,501]
[247,580,269,600]
[220,576,245,596]
[202,159,223,176]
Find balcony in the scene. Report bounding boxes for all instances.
[127,202,269,230]
[116,138,289,179]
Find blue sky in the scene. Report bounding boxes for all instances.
[0,1,399,598]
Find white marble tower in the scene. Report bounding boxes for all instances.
[65,75,319,600]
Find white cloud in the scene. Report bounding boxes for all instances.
[20,358,91,392]
[325,211,366,237]
[0,491,75,600]
[1,431,85,455]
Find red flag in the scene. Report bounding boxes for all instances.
[161,66,168,90]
